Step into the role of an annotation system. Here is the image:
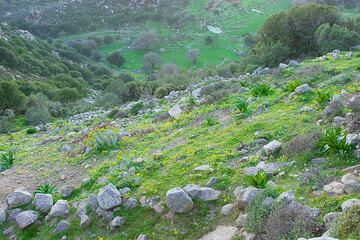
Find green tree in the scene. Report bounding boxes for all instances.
[107,51,126,67]
[0,81,26,111]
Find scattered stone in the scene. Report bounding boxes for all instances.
[277,190,296,205]
[6,190,32,208]
[89,194,99,213]
[323,182,345,195]
[311,158,326,165]
[341,198,360,211]
[15,210,39,229]
[262,140,282,156]
[235,213,247,227]
[194,165,214,172]
[110,216,125,229]
[55,220,69,233]
[236,187,263,207]
[221,204,235,216]
[120,187,131,195]
[80,215,91,228]
[0,208,6,225]
[243,231,256,240]
[289,60,299,66]
[49,200,70,218]
[183,184,201,198]
[333,116,346,127]
[123,198,138,209]
[98,178,109,185]
[168,105,182,119]
[205,177,219,187]
[35,193,53,213]
[96,208,113,220]
[197,187,221,201]
[3,227,15,237]
[97,184,122,210]
[61,186,75,198]
[244,161,292,176]
[137,234,148,240]
[279,63,288,69]
[294,84,312,95]
[323,212,342,229]
[166,188,194,213]
[8,208,22,222]
[153,203,164,213]
[199,226,238,240]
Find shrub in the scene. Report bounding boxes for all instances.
[35,183,57,194]
[235,97,250,113]
[130,102,144,115]
[315,23,360,53]
[103,35,114,44]
[336,205,360,239]
[107,51,126,67]
[25,107,52,126]
[131,30,159,51]
[96,92,122,109]
[26,127,37,134]
[245,192,272,234]
[0,116,12,134]
[205,36,214,45]
[251,84,273,97]
[284,131,322,156]
[143,52,161,74]
[245,170,268,189]
[286,80,302,92]
[0,81,26,111]
[188,97,196,107]
[318,128,355,157]
[0,151,14,171]
[186,49,200,66]
[55,87,82,103]
[261,202,318,239]
[154,84,177,99]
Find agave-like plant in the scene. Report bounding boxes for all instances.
[94,130,120,151]
[35,183,58,195]
[0,151,14,171]
[245,170,268,189]
[318,128,355,157]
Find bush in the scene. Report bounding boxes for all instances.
[261,202,318,239]
[315,90,331,105]
[205,36,214,45]
[0,151,14,171]
[25,107,52,126]
[315,23,360,53]
[107,51,126,67]
[251,84,273,97]
[245,170,268,189]
[55,87,82,103]
[96,92,122,109]
[245,192,273,234]
[186,49,200,66]
[0,81,26,111]
[130,102,144,115]
[131,30,159,51]
[103,35,114,44]
[336,205,360,239]
[26,127,37,134]
[143,52,161,74]
[154,84,177,99]
[284,131,322,156]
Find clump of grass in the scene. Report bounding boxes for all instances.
[286,80,302,92]
[0,151,14,171]
[240,81,251,88]
[245,170,268,189]
[130,102,144,115]
[315,90,331,105]
[188,97,196,107]
[318,128,355,157]
[204,117,218,127]
[35,183,57,194]
[26,127,37,134]
[251,84,273,97]
[235,97,250,113]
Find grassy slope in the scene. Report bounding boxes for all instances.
[1,53,359,239]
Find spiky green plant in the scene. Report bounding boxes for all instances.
[318,128,355,157]
[94,130,120,151]
[251,84,273,97]
[245,170,268,189]
[35,183,57,194]
[205,117,217,127]
[286,80,302,92]
[0,151,14,171]
[188,97,196,107]
[315,90,331,105]
[235,97,250,113]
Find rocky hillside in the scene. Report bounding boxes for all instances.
[0,50,359,239]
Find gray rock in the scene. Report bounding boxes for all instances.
[333,50,340,60]
[197,187,221,201]
[279,63,288,69]
[333,116,346,127]
[168,105,182,119]
[137,234,148,240]
[123,198,138,209]
[277,190,296,204]
[98,177,109,185]
[34,193,53,213]
[80,215,91,228]
[235,213,247,227]
[96,208,113,220]
[61,186,75,198]
[183,184,201,198]
[110,216,125,229]
[289,60,299,66]
[49,200,70,218]
[8,208,22,222]
[341,198,360,211]
[323,182,345,195]
[166,187,194,213]
[199,225,238,240]
[3,227,15,237]
[120,187,131,195]
[324,212,342,228]
[237,187,263,207]
[194,165,214,172]
[55,220,69,233]
[221,204,235,216]
[294,84,312,95]
[244,161,291,176]
[0,208,6,225]
[97,184,122,210]
[262,197,274,208]
[345,134,360,145]
[344,182,360,194]
[15,210,39,229]
[6,190,32,208]
[311,158,326,165]
[89,194,99,213]
[263,140,282,156]
[205,177,219,187]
